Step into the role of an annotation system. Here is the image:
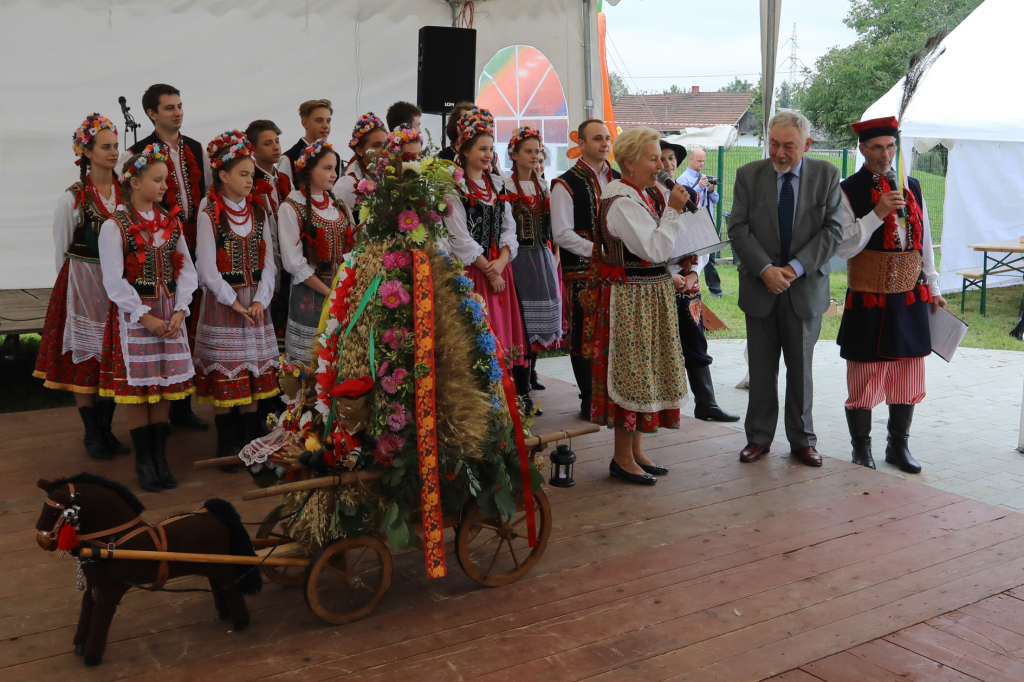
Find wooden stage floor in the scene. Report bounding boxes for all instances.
[4,377,1024,681]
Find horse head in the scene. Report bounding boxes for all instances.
[35,474,146,552]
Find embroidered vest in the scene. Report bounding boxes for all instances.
[552,162,620,276]
[110,209,182,300]
[286,198,352,279]
[203,204,265,288]
[130,133,206,224]
[841,166,926,254]
[65,182,112,261]
[460,190,508,256]
[596,195,670,284]
[509,179,552,251]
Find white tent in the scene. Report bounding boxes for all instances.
[0,0,605,289]
[860,0,1024,293]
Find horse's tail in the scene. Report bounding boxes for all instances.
[204,498,263,596]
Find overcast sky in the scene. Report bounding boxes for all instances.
[602,0,859,93]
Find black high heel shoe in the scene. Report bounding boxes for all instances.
[609,459,657,485]
[639,462,669,476]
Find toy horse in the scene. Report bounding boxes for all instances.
[35,473,262,666]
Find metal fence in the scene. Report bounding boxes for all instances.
[686,145,947,250]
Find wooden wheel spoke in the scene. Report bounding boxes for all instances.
[507,539,522,569]
[352,564,382,579]
[484,538,505,576]
[350,546,370,571]
[468,531,503,560]
[472,520,503,532]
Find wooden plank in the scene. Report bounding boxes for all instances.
[958,593,1024,638]
[802,651,908,681]
[845,638,983,681]
[769,672,827,682]
[885,623,1024,681]
[927,609,1024,660]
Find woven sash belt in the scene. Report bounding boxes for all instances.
[847,249,922,294]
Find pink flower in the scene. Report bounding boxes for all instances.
[379,280,410,309]
[382,326,410,350]
[387,403,409,431]
[453,169,464,183]
[424,210,441,223]
[397,209,420,232]
[356,178,376,195]
[381,367,409,394]
[382,250,413,270]
[377,360,390,378]
[375,433,406,464]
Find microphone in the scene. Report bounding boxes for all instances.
[118,95,140,144]
[118,95,127,107]
[657,171,699,214]
[883,170,908,218]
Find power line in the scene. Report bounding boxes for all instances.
[605,29,659,123]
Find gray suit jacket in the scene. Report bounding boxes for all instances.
[727,157,842,319]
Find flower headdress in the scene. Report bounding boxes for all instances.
[507,126,542,156]
[118,142,170,184]
[456,108,494,150]
[207,129,254,172]
[389,123,422,152]
[349,112,386,150]
[72,113,118,158]
[294,139,333,171]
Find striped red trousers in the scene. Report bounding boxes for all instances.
[845,358,926,410]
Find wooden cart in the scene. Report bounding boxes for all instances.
[78,425,596,625]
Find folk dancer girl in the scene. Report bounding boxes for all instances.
[35,114,129,460]
[194,131,280,470]
[278,140,355,367]
[98,143,198,492]
[583,127,692,486]
[333,112,388,209]
[503,126,563,415]
[443,108,529,400]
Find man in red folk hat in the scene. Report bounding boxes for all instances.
[836,116,946,474]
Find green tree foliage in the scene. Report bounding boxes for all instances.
[719,77,755,93]
[803,0,984,144]
[663,84,683,94]
[608,71,630,105]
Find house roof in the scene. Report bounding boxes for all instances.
[611,92,754,131]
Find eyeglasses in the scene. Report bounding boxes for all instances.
[865,143,897,154]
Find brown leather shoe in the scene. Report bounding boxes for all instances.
[791,446,823,467]
[739,443,770,463]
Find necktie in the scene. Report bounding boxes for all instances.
[778,171,795,263]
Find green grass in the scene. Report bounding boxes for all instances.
[704,263,1024,352]
[0,335,77,414]
[912,169,945,244]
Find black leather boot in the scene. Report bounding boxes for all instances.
[150,422,177,488]
[129,425,161,492]
[512,365,542,417]
[688,364,740,422]
[214,413,240,473]
[169,395,208,430]
[78,406,113,460]
[885,404,921,474]
[239,410,263,450]
[529,357,546,390]
[96,400,130,454]
[845,408,875,469]
[570,355,591,420]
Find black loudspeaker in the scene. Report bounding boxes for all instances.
[417,26,477,115]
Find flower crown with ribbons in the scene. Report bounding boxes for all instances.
[207,129,254,172]
[349,112,386,150]
[119,142,170,183]
[456,108,495,150]
[507,126,542,155]
[72,113,118,158]
[389,123,422,152]
[294,139,334,171]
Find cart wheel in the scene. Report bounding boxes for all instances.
[255,505,304,586]
[304,535,392,625]
[456,488,551,587]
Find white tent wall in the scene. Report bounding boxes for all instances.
[0,0,602,289]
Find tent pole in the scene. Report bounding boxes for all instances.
[582,0,594,119]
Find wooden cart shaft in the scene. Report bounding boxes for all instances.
[75,545,310,567]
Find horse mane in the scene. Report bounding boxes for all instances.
[49,473,146,514]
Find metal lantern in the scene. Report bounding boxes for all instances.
[549,443,576,488]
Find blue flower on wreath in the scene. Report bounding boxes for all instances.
[476,332,496,355]
[458,297,485,324]
[489,394,503,412]
[454,274,474,292]
[487,356,503,383]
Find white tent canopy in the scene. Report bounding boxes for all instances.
[0,0,604,289]
[860,0,1024,293]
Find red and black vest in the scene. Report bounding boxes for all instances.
[508,177,552,251]
[596,193,670,285]
[110,209,183,300]
[286,197,352,279]
[203,204,265,289]
[552,162,620,278]
[65,180,118,261]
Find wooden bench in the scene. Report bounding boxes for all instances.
[0,288,53,349]
[956,267,1018,314]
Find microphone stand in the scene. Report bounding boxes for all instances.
[119,98,140,147]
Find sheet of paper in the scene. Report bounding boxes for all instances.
[929,306,969,362]
[667,209,729,263]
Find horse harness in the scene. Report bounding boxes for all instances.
[43,483,206,590]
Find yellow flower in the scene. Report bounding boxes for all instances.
[409,225,428,244]
[358,204,371,222]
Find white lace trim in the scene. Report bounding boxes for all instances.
[285,319,318,366]
[117,301,196,388]
[62,260,108,363]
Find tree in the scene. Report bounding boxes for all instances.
[608,71,630,105]
[662,84,683,94]
[776,80,806,111]
[802,0,984,144]
[719,77,754,93]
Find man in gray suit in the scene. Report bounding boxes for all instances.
[727,110,842,467]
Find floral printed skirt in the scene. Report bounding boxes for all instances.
[588,279,686,433]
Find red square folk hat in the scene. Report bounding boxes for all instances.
[852,116,899,143]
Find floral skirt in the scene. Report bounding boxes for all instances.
[285,277,332,368]
[33,258,105,393]
[467,262,528,367]
[510,247,562,351]
[589,279,686,433]
[99,291,195,404]
[195,368,280,407]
